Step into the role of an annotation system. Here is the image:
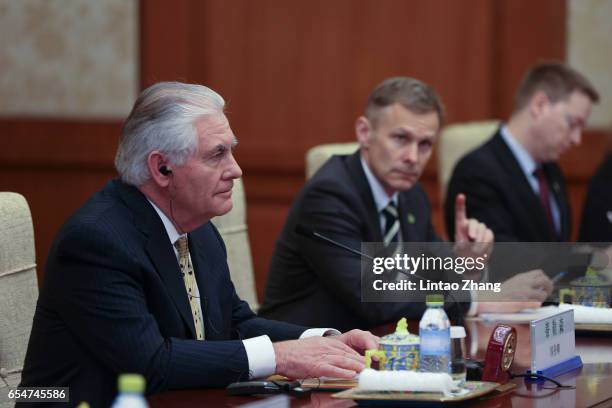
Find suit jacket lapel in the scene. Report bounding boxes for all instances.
[398,192,419,242]
[345,152,383,242]
[114,180,197,339]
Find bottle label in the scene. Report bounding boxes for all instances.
[420,329,450,355]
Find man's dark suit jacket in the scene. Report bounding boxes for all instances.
[445,130,571,242]
[580,153,612,242]
[259,152,468,332]
[19,180,306,407]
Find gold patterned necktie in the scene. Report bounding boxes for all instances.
[174,236,205,340]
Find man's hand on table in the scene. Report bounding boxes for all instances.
[272,329,379,379]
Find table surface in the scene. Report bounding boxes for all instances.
[148,321,612,407]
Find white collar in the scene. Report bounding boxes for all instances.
[360,154,399,212]
[500,125,538,176]
[147,199,185,245]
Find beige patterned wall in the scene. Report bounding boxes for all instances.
[568,0,612,129]
[0,0,138,118]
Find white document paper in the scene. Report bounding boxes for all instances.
[479,304,612,324]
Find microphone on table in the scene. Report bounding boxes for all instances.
[294,224,466,326]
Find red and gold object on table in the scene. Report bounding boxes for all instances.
[482,324,517,383]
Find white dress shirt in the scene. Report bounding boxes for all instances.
[361,155,400,235]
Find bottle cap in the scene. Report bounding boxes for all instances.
[425,294,444,306]
[118,373,146,393]
[450,326,466,338]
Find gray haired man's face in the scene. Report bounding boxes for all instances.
[168,114,243,231]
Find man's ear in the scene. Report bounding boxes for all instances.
[529,90,550,119]
[355,116,373,147]
[147,151,171,187]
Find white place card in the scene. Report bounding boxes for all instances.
[530,309,576,373]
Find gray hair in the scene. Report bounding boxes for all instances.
[365,76,445,128]
[115,81,226,186]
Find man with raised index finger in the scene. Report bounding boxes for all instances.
[259,77,552,331]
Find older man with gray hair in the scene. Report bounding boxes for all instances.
[19,82,377,407]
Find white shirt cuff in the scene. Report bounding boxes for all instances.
[467,289,478,316]
[300,328,340,338]
[242,335,276,379]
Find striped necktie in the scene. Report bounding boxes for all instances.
[175,236,205,340]
[382,201,400,247]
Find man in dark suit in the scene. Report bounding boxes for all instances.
[259,77,552,331]
[19,82,377,407]
[445,63,600,242]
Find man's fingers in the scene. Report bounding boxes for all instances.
[507,301,542,311]
[484,228,494,244]
[476,223,492,243]
[532,275,554,295]
[522,269,553,295]
[315,363,357,379]
[329,341,363,358]
[325,354,365,372]
[460,218,492,243]
[338,330,379,352]
[521,301,543,309]
[528,269,547,278]
[467,219,476,240]
[274,337,369,380]
[454,193,467,226]
[336,349,366,365]
[524,289,548,302]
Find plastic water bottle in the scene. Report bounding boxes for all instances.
[111,374,149,408]
[418,294,451,373]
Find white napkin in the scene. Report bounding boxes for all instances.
[358,368,457,396]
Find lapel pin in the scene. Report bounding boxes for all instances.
[407,213,416,224]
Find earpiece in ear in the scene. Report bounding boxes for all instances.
[159,165,172,176]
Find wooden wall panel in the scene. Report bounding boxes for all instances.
[0,121,120,283]
[1,0,580,298]
[492,0,567,118]
[186,0,498,173]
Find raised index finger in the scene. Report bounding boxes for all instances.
[455,193,467,225]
